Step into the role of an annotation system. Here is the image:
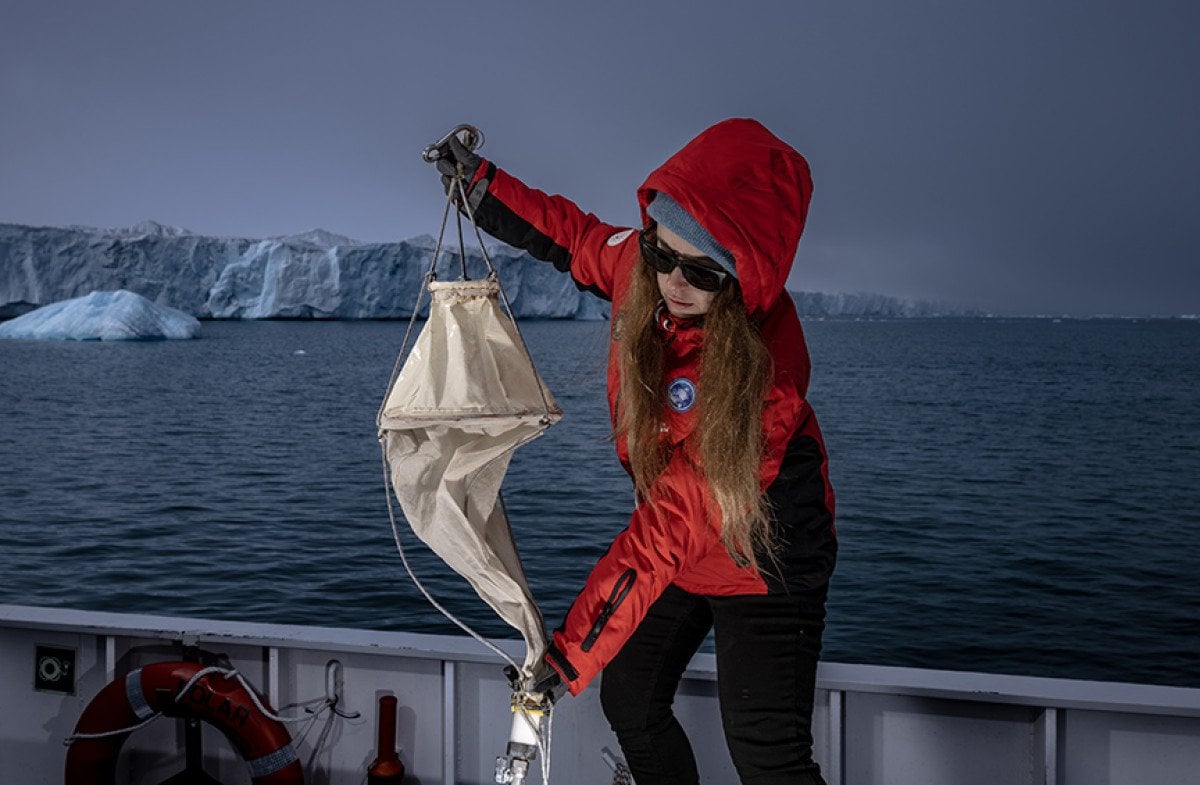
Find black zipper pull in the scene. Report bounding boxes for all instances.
[581,569,637,652]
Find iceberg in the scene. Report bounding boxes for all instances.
[0,221,985,321]
[789,289,984,318]
[0,290,201,341]
[0,222,610,321]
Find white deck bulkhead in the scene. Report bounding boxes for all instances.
[1,605,1197,784]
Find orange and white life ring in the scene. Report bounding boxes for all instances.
[65,660,302,784]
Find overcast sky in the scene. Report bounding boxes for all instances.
[2,1,1196,315]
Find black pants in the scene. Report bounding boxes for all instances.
[600,584,827,785]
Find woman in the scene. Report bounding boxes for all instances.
[437,118,836,785]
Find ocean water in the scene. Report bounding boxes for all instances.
[1,318,1198,688]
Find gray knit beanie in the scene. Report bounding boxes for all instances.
[645,192,737,278]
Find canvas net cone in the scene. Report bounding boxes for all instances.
[379,279,561,679]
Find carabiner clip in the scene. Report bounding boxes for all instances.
[422,124,484,163]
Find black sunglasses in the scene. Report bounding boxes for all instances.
[638,229,729,292]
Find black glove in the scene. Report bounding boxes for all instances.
[435,133,484,204]
[530,664,568,706]
[503,663,567,706]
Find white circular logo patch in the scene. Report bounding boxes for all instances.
[667,377,697,412]
[606,229,636,247]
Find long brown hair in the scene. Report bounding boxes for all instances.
[616,255,775,569]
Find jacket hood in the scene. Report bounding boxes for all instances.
[638,118,813,316]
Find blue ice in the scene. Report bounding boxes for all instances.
[0,290,200,341]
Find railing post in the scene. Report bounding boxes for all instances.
[443,660,457,785]
[827,689,845,785]
[103,634,116,683]
[1035,707,1060,785]
[267,646,281,707]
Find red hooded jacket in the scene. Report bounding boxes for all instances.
[463,119,836,695]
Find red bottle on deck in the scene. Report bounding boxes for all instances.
[367,694,406,784]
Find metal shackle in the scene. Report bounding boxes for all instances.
[422,124,484,163]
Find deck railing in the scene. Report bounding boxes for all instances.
[3,604,1197,784]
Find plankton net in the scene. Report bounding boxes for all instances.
[377,128,561,687]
